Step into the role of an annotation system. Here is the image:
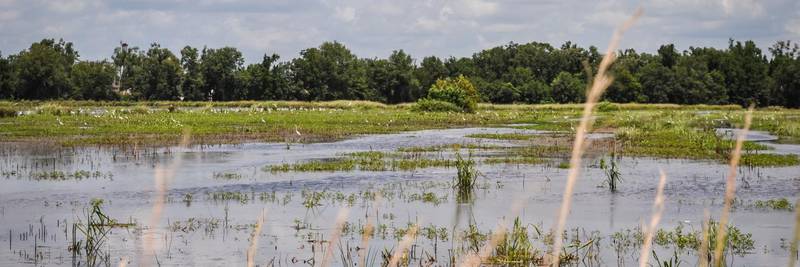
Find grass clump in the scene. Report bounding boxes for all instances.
[70,199,132,266]
[453,153,477,202]
[411,99,462,113]
[654,221,754,256]
[739,153,800,167]
[489,217,542,265]
[484,156,544,165]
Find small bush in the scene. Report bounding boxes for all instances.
[420,75,479,113]
[411,99,462,112]
[597,101,620,112]
[0,107,17,118]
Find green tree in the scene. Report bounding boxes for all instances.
[0,52,17,99]
[481,81,519,103]
[70,61,117,100]
[518,79,552,103]
[767,41,800,107]
[424,75,480,112]
[367,50,419,103]
[201,47,245,101]
[550,71,585,103]
[179,46,204,100]
[14,39,78,99]
[415,56,448,98]
[721,40,769,106]
[132,43,182,100]
[638,62,677,103]
[291,41,371,100]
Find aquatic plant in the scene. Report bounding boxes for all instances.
[453,152,477,202]
[70,199,131,266]
[490,218,542,265]
[599,154,622,193]
[753,198,794,211]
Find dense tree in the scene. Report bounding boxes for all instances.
[767,41,800,107]
[14,39,78,99]
[415,56,448,98]
[130,43,182,100]
[550,71,586,103]
[179,46,204,101]
[1,38,798,107]
[0,52,16,99]
[292,42,371,100]
[200,47,245,101]
[70,61,117,100]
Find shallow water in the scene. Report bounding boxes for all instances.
[1,127,798,266]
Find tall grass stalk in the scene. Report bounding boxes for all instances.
[454,153,477,202]
[639,170,667,267]
[459,200,524,267]
[789,199,800,267]
[713,107,752,267]
[141,130,191,267]
[550,8,642,267]
[358,193,383,267]
[246,209,267,267]
[698,210,711,267]
[321,207,350,267]
[388,224,418,267]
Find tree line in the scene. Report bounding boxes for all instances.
[0,38,798,107]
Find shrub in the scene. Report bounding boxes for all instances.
[411,99,462,112]
[0,107,17,117]
[420,75,479,113]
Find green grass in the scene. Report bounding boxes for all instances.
[264,151,457,173]
[753,198,794,211]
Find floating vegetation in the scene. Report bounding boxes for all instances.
[484,156,544,165]
[466,133,535,140]
[739,153,800,167]
[212,172,243,180]
[654,221,755,256]
[30,170,113,181]
[753,198,794,211]
[264,151,457,173]
[397,143,500,152]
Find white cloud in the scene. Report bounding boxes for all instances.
[334,6,357,23]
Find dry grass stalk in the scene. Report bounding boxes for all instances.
[321,207,351,267]
[699,209,711,267]
[459,199,524,267]
[388,224,418,267]
[358,193,384,267]
[712,107,753,267]
[247,209,267,267]
[141,131,191,267]
[548,8,642,267]
[789,199,800,267]
[638,170,668,267]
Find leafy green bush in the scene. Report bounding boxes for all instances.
[417,75,479,113]
[411,99,462,112]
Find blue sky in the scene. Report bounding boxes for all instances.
[0,0,797,63]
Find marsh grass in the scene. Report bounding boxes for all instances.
[739,153,800,167]
[753,198,794,211]
[453,153,477,203]
[599,154,622,193]
[70,199,132,266]
[489,218,542,265]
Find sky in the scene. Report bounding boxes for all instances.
[0,0,798,63]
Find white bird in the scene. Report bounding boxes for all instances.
[261,118,266,123]
[56,118,64,126]
[295,126,302,136]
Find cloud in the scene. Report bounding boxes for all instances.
[334,6,356,22]
[0,0,796,62]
